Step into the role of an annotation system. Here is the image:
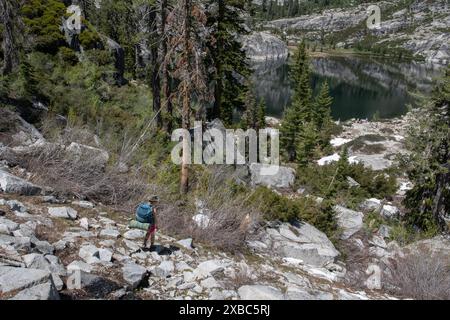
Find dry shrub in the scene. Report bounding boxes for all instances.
[192,202,260,252]
[157,166,262,252]
[16,142,150,211]
[57,126,103,148]
[157,195,260,253]
[223,262,255,290]
[385,249,450,300]
[340,234,373,289]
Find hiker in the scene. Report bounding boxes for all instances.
[135,195,159,249]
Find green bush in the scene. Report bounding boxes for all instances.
[363,207,439,246]
[12,50,152,157]
[79,22,102,50]
[247,186,338,236]
[296,161,397,209]
[57,47,78,65]
[85,49,114,67]
[21,0,67,54]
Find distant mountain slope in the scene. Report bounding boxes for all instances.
[261,0,450,64]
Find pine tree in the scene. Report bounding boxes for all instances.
[242,87,257,129]
[180,0,192,194]
[148,1,162,128]
[314,81,333,129]
[21,0,66,54]
[164,0,209,193]
[314,81,334,148]
[243,92,267,131]
[403,67,450,233]
[280,42,312,161]
[161,0,174,133]
[257,98,266,130]
[290,42,312,112]
[281,43,336,163]
[19,59,40,99]
[336,145,349,181]
[92,0,136,74]
[326,146,350,196]
[208,0,251,126]
[295,121,319,167]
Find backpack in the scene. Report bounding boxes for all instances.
[135,203,154,224]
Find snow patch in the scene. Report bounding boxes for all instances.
[330,138,351,147]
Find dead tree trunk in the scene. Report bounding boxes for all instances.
[161,0,173,133]
[180,0,192,194]
[211,0,225,120]
[432,162,449,231]
[149,5,162,128]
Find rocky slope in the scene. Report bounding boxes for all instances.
[243,31,289,62]
[1,110,449,300]
[318,114,411,171]
[264,0,450,65]
[0,192,394,300]
[311,55,442,94]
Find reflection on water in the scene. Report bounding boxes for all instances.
[252,55,444,121]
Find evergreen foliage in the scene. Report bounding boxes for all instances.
[18,58,40,99]
[247,186,338,236]
[243,90,266,130]
[402,67,450,233]
[251,0,378,20]
[281,42,334,163]
[88,0,138,76]
[207,0,251,126]
[314,81,334,147]
[21,0,66,54]
[295,120,319,167]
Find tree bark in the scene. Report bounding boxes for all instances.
[149,5,162,128]
[212,0,225,120]
[161,0,173,133]
[0,0,20,75]
[432,163,449,232]
[180,0,192,194]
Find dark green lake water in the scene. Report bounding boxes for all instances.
[252,55,443,121]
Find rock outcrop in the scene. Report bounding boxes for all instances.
[323,115,411,171]
[264,0,450,65]
[334,206,364,240]
[243,32,289,62]
[249,163,295,189]
[65,142,110,169]
[0,169,42,196]
[0,110,441,301]
[0,267,59,300]
[238,285,284,300]
[248,221,340,268]
[265,3,370,34]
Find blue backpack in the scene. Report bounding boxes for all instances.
[135,203,154,224]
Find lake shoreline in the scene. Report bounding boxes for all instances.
[286,46,427,64]
[253,53,443,121]
[266,112,412,172]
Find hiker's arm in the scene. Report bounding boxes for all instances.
[153,208,158,226]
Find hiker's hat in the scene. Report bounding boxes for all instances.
[149,195,160,203]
